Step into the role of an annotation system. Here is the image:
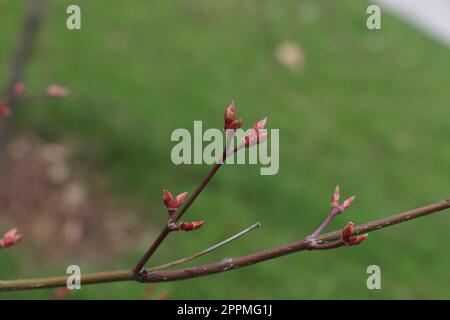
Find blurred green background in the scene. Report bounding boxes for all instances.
[1,0,450,299]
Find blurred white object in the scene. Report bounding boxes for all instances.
[375,0,450,47]
[275,42,305,71]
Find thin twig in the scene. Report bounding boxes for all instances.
[309,186,355,239]
[151,222,261,271]
[0,0,43,154]
[310,207,339,239]
[1,198,449,291]
[133,132,239,274]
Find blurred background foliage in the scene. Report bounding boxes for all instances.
[1,0,450,299]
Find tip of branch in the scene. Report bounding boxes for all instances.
[331,186,356,213]
[341,195,356,210]
[331,185,340,207]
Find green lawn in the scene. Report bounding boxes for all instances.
[1,0,450,299]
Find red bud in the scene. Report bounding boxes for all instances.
[224,101,236,122]
[179,221,204,231]
[0,103,11,118]
[46,85,70,98]
[163,189,188,212]
[163,189,173,205]
[175,192,188,205]
[244,117,268,148]
[13,82,26,96]
[341,221,355,243]
[331,185,340,208]
[228,119,243,130]
[224,101,239,131]
[341,221,368,246]
[352,233,369,245]
[341,196,355,210]
[252,117,267,131]
[244,130,267,148]
[332,186,355,213]
[0,228,23,248]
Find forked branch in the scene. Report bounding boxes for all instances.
[1,197,449,291]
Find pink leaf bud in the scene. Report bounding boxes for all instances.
[179,221,204,231]
[175,192,188,206]
[341,221,355,243]
[224,101,236,122]
[244,130,268,148]
[331,185,340,208]
[224,101,241,131]
[352,233,369,245]
[0,103,11,118]
[341,222,368,246]
[252,117,267,131]
[227,119,243,130]
[341,196,355,211]
[0,228,23,248]
[46,85,70,98]
[13,82,26,96]
[163,189,173,205]
[244,117,268,148]
[163,189,188,212]
[163,189,175,212]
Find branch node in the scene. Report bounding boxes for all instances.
[134,269,150,282]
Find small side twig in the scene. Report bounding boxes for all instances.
[309,185,354,239]
[151,222,261,271]
[306,186,366,250]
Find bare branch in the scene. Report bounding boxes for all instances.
[0,0,43,151]
[1,198,449,291]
